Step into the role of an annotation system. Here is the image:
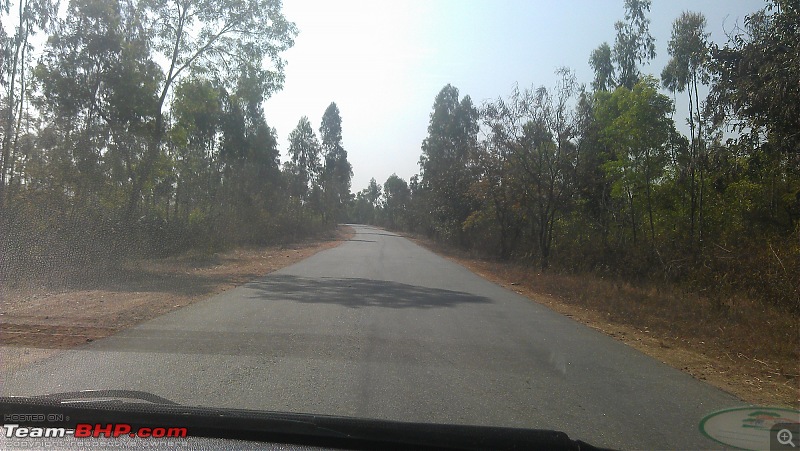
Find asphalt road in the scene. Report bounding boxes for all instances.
[2,224,743,449]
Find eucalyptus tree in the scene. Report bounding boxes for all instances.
[707,0,799,155]
[589,0,655,92]
[0,0,59,205]
[319,102,352,223]
[419,84,479,244]
[589,43,615,92]
[365,177,381,210]
[34,0,161,206]
[661,12,710,246]
[613,0,656,89]
[169,78,221,221]
[382,173,410,230]
[205,72,282,243]
[286,116,320,202]
[125,0,297,220]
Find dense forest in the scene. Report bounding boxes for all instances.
[353,0,798,313]
[0,0,353,280]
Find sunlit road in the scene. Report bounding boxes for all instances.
[2,224,742,449]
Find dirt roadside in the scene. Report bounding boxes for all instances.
[0,226,354,371]
[406,234,799,409]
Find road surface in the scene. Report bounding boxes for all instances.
[2,224,742,448]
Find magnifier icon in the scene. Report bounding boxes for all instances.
[779,429,796,447]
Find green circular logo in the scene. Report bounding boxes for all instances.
[699,406,800,450]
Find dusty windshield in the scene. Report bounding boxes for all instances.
[1,0,798,449]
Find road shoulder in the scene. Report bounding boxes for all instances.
[0,226,354,371]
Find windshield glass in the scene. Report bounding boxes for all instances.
[1,0,798,450]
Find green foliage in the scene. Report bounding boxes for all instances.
[383,174,410,230]
[706,0,799,157]
[477,70,580,268]
[589,43,615,92]
[365,177,382,208]
[1,0,60,203]
[319,102,353,223]
[286,116,320,201]
[366,1,798,313]
[612,0,656,89]
[0,0,341,287]
[594,77,674,244]
[661,12,709,93]
[418,84,479,244]
[589,0,655,92]
[661,11,710,247]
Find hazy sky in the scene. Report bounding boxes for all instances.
[263,0,766,193]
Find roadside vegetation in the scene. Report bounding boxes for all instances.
[353,0,799,406]
[0,0,352,288]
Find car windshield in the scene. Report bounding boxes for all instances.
[1,0,798,450]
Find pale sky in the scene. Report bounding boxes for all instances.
[263,0,766,193]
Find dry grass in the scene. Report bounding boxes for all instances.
[407,233,800,408]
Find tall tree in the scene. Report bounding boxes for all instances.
[383,174,410,229]
[365,177,381,209]
[33,0,161,205]
[661,11,710,246]
[0,0,58,206]
[480,69,580,269]
[169,78,221,221]
[125,0,297,220]
[590,0,656,92]
[705,0,799,232]
[419,84,479,244]
[286,116,320,201]
[319,102,352,223]
[594,76,674,246]
[612,0,656,89]
[707,0,799,157]
[589,42,615,92]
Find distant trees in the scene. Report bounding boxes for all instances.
[283,106,354,231]
[348,177,381,225]
[383,174,410,230]
[365,177,382,209]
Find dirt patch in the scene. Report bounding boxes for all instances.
[406,233,799,409]
[0,226,354,369]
